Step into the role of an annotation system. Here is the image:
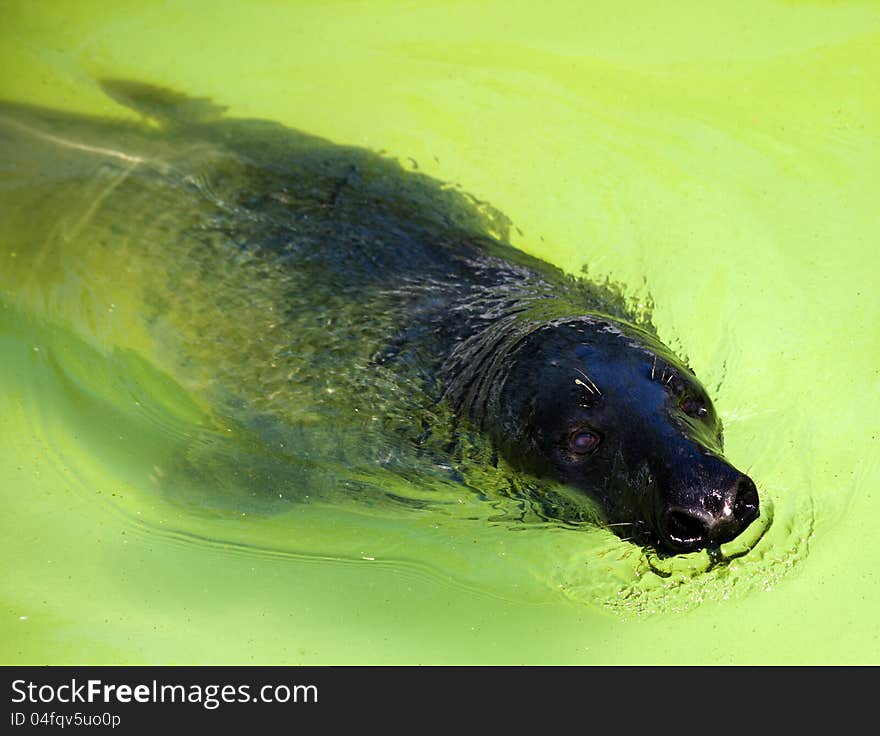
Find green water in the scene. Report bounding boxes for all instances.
[1,0,879,664]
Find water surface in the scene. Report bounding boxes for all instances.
[1,0,878,664]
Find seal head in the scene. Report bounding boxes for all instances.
[483,317,760,554]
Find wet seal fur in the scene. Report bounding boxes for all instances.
[0,80,760,555]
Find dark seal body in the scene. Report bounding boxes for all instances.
[0,81,759,554]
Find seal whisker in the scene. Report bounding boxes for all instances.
[573,367,601,396]
[651,355,657,381]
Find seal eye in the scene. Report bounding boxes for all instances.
[681,396,708,418]
[570,430,600,455]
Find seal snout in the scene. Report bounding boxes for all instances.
[659,474,760,553]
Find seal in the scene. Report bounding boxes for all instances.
[0,80,759,554]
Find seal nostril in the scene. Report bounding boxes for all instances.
[665,509,708,545]
[733,476,759,522]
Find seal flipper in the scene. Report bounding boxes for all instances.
[99,78,228,127]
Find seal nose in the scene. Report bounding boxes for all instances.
[660,475,760,553]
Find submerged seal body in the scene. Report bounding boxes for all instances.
[0,81,758,554]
